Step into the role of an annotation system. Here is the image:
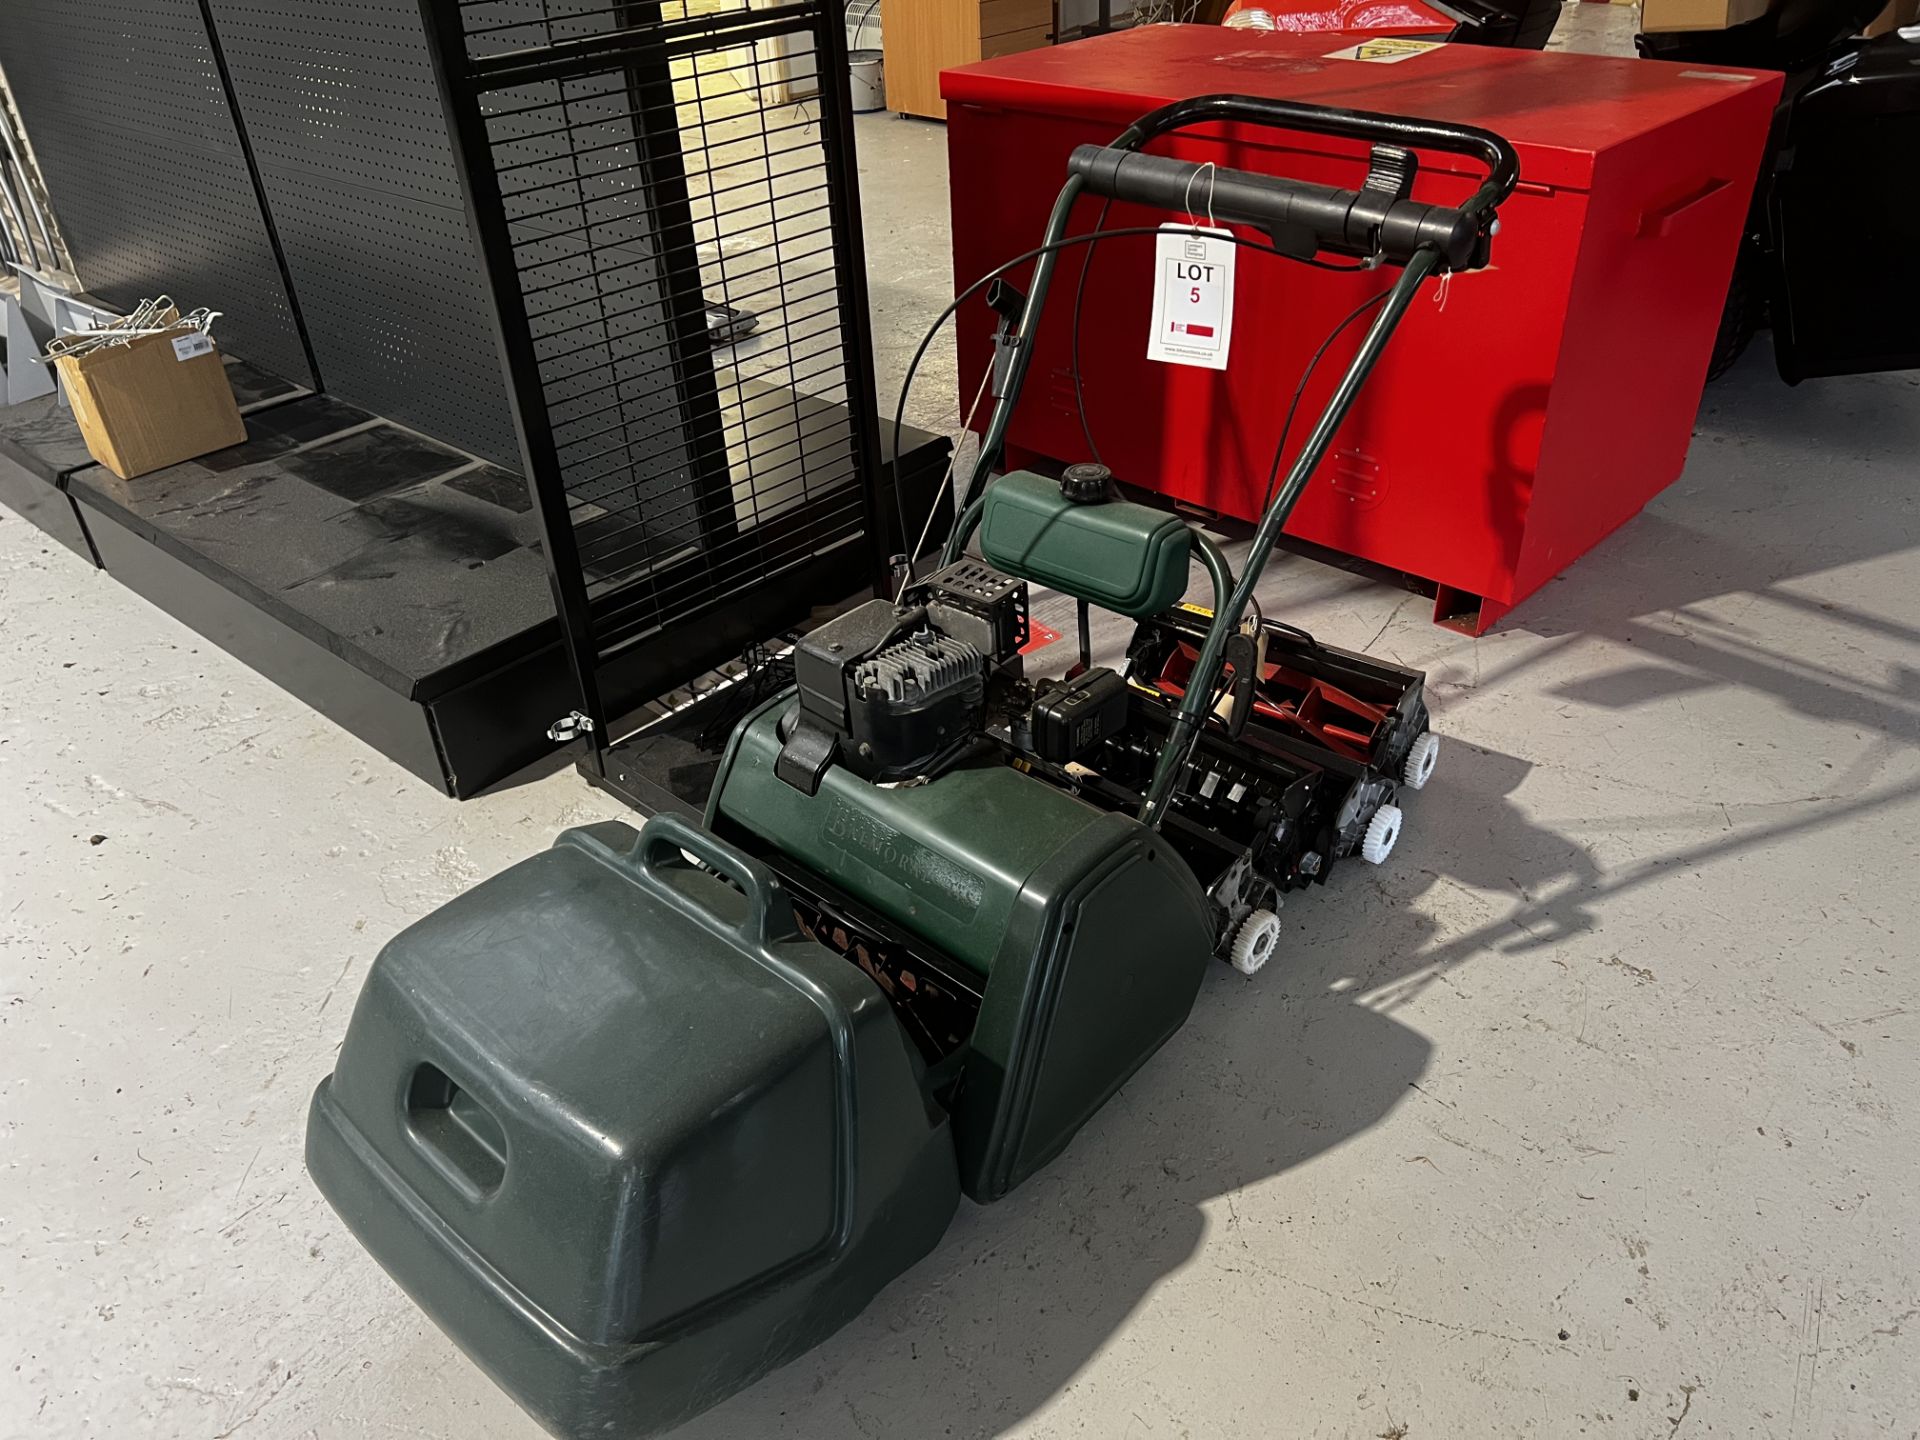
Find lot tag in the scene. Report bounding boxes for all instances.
[1148,224,1235,371]
[171,332,214,362]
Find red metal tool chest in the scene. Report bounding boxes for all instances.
[942,29,1780,630]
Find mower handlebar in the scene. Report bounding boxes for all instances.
[1067,145,1481,269]
[1074,94,1521,271]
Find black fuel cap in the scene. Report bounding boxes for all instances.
[1060,462,1111,504]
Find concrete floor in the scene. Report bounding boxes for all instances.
[6,19,1920,1440]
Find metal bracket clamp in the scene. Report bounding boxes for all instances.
[547,711,596,743]
[985,278,1028,400]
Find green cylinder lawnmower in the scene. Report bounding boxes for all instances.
[307,95,1517,1439]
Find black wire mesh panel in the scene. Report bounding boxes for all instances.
[1,0,314,389]
[420,0,886,750]
[200,0,524,471]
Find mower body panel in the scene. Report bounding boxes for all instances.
[979,470,1193,619]
[712,700,1215,1202]
[711,711,1107,979]
[306,819,959,1439]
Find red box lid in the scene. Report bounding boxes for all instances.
[941,27,1774,191]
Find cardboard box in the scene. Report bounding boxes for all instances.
[1864,0,1918,37]
[1640,0,1771,31]
[53,318,246,480]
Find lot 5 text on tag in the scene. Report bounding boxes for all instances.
[1148,224,1236,372]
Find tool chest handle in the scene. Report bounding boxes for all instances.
[1077,93,1521,270]
[1637,177,1732,239]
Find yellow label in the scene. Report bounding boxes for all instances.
[1324,37,1444,63]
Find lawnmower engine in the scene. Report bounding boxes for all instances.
[726,537,1433,996]
[770,559,1029,797]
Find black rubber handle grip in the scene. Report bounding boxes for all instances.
[1067,145,1482,268]
[1080,93,1521,270]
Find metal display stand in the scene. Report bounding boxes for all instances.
[0,0,909,798]
[416,0,890,781]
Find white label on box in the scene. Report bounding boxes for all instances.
[172,332,214,362]
[1323,37,1442,63]
[1147,225,1235,372]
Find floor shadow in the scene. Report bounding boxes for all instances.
[1243,738,1615,1033]
[668,730,1920,1439]
[673,546,1920,1438]
[1699,341,1920,458]
[1369,770,1920,1017]
[1514,341,1920,643]
[661,575,1611,1439]
[1440,336,1920,760]
[676,963,1435,1440]
[658,696,1575,1439]
[537,337,1920,1436]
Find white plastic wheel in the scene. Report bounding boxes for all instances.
[1361,804,1403,866]
[1402,731,1441,791]
[1229,908,1282,976]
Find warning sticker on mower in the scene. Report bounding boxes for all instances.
[1148,223,1235,372]
[1323,37,1442,63]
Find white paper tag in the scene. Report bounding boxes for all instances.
[1323,37,1442,63]
[171,332,214,362]
[1147,225,1234,372]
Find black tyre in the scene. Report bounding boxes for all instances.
[1706,254,1757,382]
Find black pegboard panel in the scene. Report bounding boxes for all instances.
[1,0,314,389]
[204,0,524,472]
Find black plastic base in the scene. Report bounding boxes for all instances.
[0,364,950,797]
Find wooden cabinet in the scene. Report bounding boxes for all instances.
[883,0,1051,120]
